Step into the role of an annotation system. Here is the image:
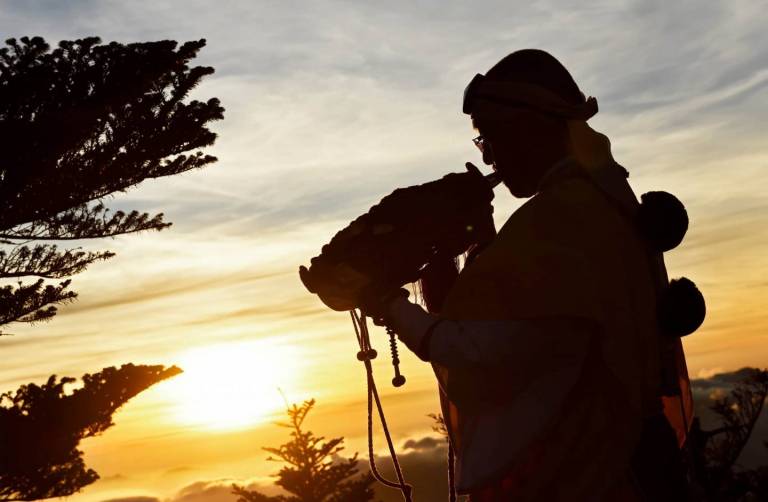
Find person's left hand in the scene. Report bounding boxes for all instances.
[357,286,410,325]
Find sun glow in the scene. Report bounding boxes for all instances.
[161,339,301,430]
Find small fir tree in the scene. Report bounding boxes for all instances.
[232,399,377,502]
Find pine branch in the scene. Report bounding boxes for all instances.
[0,364,182,500]
[0,279,76,334]
[706,368,768,474]
[0,35,222,331]
[0,244,114,279]
[428,412,449,437]
[0,203,171,240]
[0,36,223,230]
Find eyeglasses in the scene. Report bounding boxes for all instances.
[472,135,486,153]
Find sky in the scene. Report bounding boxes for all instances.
[1,0,767,501]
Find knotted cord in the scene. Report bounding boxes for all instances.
[447,442,456,502]
[350,310,413,502]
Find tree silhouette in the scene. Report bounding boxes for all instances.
[690,367,768,500]
[0,35,224,334]
[232,399,377,502]
[0,363,182,501]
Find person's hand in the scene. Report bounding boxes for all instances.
[357,286,410,325]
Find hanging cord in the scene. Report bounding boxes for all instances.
[447,439,456,502]
[351,310,413,502]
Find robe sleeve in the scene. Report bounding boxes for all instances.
[386,295,596,408]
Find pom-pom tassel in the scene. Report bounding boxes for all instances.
[658,277,706,337]
[637,191,689,252]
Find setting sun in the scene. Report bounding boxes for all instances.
[161,340,301,430]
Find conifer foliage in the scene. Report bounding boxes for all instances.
[691,368,768,500]
[0,364,182,501]
[0,36,224,334]
[232,399,377,502]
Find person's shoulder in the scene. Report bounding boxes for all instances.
[498,169,639,260]
[511,173,616,228]
[541,169,612,210]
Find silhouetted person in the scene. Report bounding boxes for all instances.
[380,50,692,501]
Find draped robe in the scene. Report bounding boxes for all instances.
[435,158,684,499]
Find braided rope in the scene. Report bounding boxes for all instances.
[447,440,456,502]
[350,311,413,502]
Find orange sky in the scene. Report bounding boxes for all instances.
[1,1,768,501]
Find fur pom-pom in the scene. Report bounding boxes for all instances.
[637,191,689,252]
[658,277,706,337]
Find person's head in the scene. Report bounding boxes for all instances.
[465,50,591,197]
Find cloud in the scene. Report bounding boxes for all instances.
[402,436,442,451]
[171,481,240,502]
[164,467,200,476]
[165,479,281,502]
[691,367,762,391]
[59,270,291,317]
[97,481,254,502]
[102,497,160,502]
[371,436,462,502]
[99,473,129,483]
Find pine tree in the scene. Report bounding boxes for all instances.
[232,399,377,502]
[0,36,224,334]
[0,364,182,500]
